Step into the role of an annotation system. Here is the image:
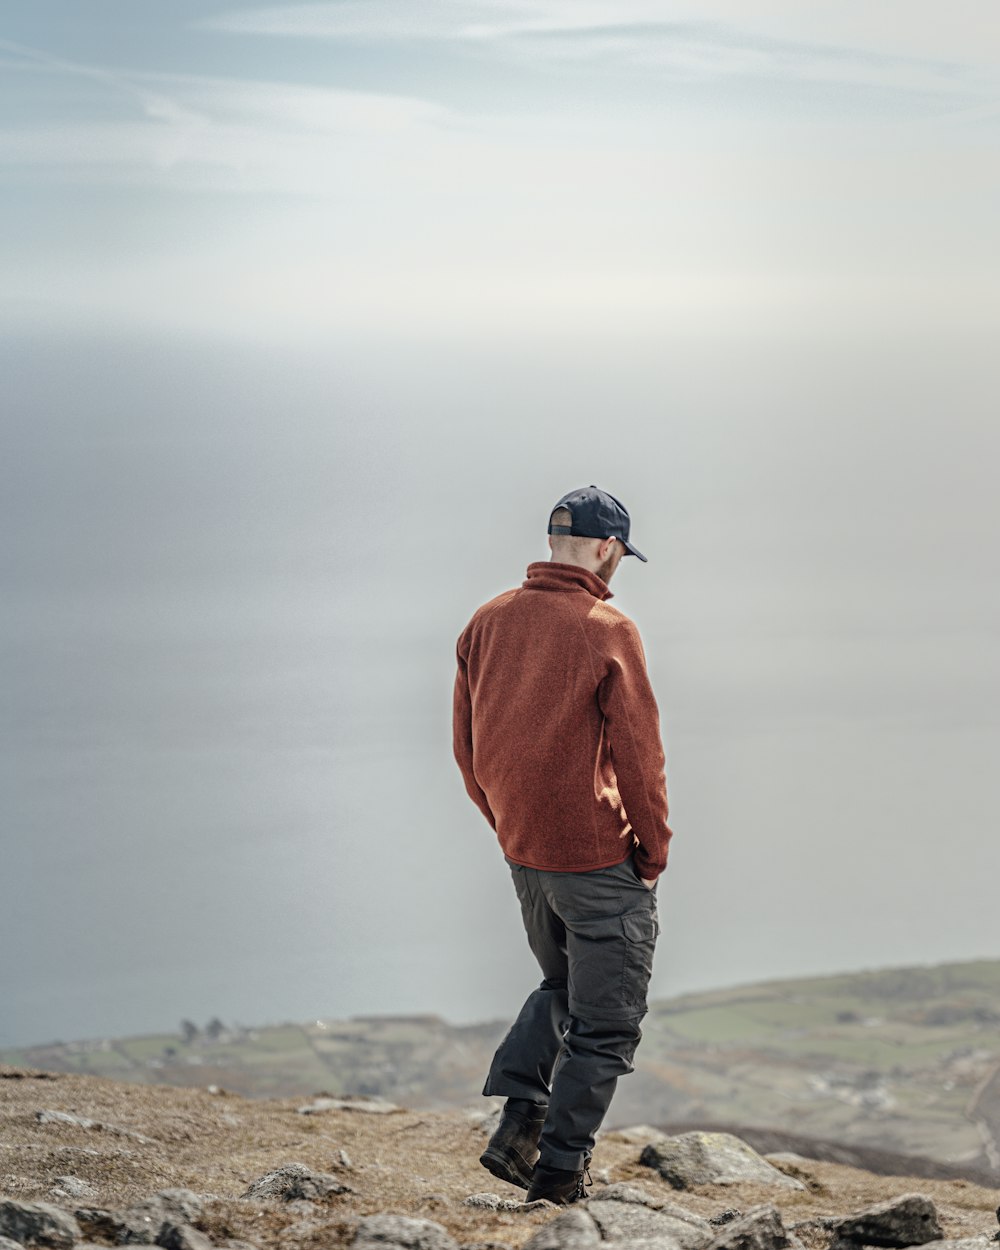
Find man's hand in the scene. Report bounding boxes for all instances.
[641,876,657,890]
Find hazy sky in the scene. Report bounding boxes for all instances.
[1,3,998,1050]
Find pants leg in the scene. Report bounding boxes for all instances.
[482,862,571,1103]
[536,1014,643,1170]
[536,857,659,1171]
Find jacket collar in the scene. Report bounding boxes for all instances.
[523,561,614,601]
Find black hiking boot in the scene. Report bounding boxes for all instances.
[525,1162,589,1205]
[479,1098,546,1190]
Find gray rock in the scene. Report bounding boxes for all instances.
[916,1241,991,1250]
[524,1209,601,1250]
[49,1176,96,1200]
[587,1183,666,1208]
[578,1185,711,1249]
[529,1212,719,1250]
[115,1211,165,1244]
[586,1200,694,1246]
[156,1226,213,1250]
[601,1244,690,1250]
[0,1201,82,1250]
[640,1133,806,1191]
[298,1096,400,1115]
[352,1213,458,1250]
[462,1195,520,1212]
[115,1192,206,1245]
[153,1193,204,1225]
[284,1200,320,1217]
[832,1195,943,1248]
[241,1162,352,1201]
[104,1190,206,1240]
[0,1236,25,1250]
[706,1206,790,1250]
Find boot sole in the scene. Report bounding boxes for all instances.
[479,1145,533,1190]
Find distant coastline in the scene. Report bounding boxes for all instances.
[6,957,998,1185]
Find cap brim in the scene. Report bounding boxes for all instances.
[622,538,647,562]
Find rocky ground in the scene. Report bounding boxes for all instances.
[1,1065,998,1250]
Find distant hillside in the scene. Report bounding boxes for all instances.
[5,959,999,1184]
[622,959,1000,1178]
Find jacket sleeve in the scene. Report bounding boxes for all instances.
[598,620,673,880]
[452,633,497,831]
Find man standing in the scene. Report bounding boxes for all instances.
[453,485,673,1205]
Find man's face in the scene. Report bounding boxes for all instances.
[596,539,626,584]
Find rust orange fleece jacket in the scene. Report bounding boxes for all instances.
[453,561,672,880]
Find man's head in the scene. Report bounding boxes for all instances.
[546,485,646,584]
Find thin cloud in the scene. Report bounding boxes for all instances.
[0,38,206,128]
[201,2,989,99]
[0,40,448,134]
[0,41,452,190]
[201,1,635,40]
[499,26,974,97]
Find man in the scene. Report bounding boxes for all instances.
[453,484,673,1205]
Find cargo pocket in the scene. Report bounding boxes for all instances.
[565,913,628,1020]
[567,906,659,1020]
[621,907,658,1012]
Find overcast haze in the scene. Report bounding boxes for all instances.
[2,2,998,1051]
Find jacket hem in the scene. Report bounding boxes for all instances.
[502,849,634,874]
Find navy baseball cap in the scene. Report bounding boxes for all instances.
[548,485,647,562]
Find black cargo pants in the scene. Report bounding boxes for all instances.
[482,853,659,1171]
